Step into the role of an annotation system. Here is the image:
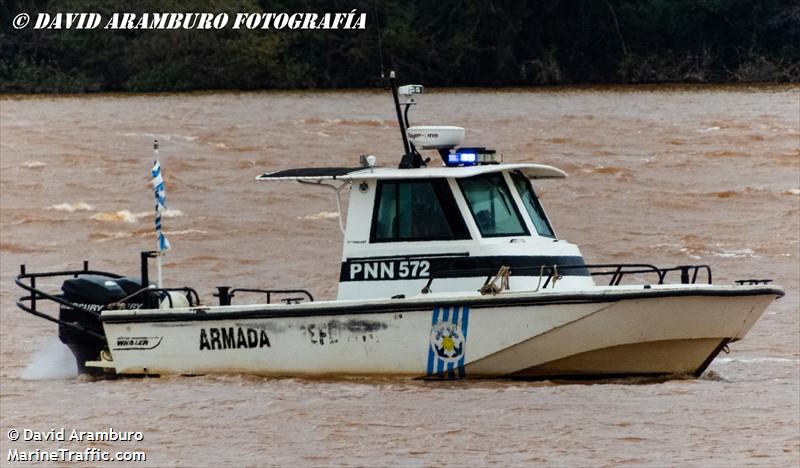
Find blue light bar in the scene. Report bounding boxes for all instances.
[446,150,478,167]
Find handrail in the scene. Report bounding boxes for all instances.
[15,265,125,319]
[15,298,106,341]
[214,287,314,306]
[15,263,123,341]
[734,279,772,285]
[657,265,712,285]
[421,262,714,294]
[17,265,123,280]
[15,262,200,342]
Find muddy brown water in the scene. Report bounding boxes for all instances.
[1,86,798,466]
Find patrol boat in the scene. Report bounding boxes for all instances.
[16,74,784,380]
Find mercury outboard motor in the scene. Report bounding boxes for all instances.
[58,275,151,373]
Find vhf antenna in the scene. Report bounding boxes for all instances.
[389,70,413,160]
[373,5,419,168]
[374,0,385,80]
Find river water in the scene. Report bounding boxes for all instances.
[1,86,798,466]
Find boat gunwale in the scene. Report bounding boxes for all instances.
[100,284,785,323]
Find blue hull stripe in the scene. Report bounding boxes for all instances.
[458,306,470,378]
[426,306,439,376]
[447,306,459,379]
[437,306,450,375]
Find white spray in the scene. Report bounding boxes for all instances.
[20,338,78,380]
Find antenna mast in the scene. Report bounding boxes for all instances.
[389,70,412,159]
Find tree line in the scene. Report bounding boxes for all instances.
[1,0,798,93]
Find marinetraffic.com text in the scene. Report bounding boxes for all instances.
[11,11,368,30]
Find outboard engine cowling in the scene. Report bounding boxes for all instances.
[59,275,149,373]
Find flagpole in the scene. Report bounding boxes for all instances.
[151,139,170,288]
[154,140,163,288]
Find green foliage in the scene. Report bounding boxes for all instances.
[1,0,798,92]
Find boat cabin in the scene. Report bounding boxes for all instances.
[258,162,593,300]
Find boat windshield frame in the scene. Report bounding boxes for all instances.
[456,172,530,238]
[510,170,557,239]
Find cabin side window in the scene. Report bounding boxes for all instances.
[511,172,556,238]
[371,179,470,242]
[457,173,529,238]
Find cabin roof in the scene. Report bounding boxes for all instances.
[256,163,567,182]
[256,167,362,181]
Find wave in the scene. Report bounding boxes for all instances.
[90,210,143,223]
[700,120,751,130]
[164,229,206,236]
[89,208,183,223]
[8,215,70,226]
[715,357,798,364]
[676,237,760,259]
[695,187,793,199]
[88,227,201,243]
[89,231,134,242]
[22,160,46,169]
[0,242,49,253]
[47,202,94,212]
[119,132,197,142]
[237,159,272,170]
[582,166,633,178]
[711,247,756,258]
[298,211,339,220]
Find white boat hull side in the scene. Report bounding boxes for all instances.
[100,287,780,378]
[101,302,608,377]
[466,293,776,378]
[510,338,726,378]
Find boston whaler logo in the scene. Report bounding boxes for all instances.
[114,336,162,350]
[200,327,271,351]
[427,305,470,379]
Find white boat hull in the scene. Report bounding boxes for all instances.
[98,285,781,379]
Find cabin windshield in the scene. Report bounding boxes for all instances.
[458,173,529,237]
[511,172,556,238]
[371,179,470,242]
